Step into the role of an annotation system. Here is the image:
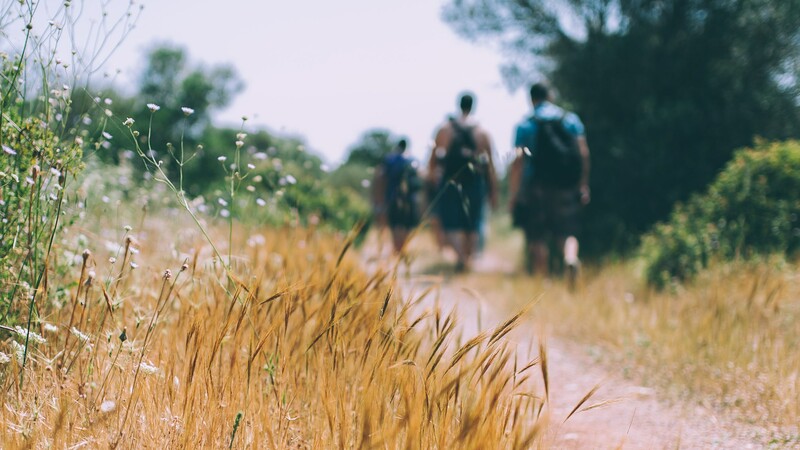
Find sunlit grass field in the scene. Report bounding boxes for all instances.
[0,212,551,449]
[461,219,800,438]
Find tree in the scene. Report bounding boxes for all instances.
[342,128,396,167]
[443,0,800,255]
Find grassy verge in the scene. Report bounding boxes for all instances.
[0,208,551,448]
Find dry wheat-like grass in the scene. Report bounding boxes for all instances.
[478,256,800,434]
[0,218,551,449]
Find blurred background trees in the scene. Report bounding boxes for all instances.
[443,0,800,256]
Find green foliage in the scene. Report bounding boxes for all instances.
[444,0,800,256]
[640,140,800,288]
[342,128,395,167]
[0,93,83,319]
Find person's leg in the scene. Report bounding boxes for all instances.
[391,227,409,254]
[446,231,467,270]
[529,239,549,276]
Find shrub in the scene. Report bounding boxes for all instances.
[640,140,800,288]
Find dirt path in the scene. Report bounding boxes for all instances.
[365,241,767,449]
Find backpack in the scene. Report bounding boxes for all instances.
[529,115,582,189]
[383,153,421,215]
[441,118,483,184]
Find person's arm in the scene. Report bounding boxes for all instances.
[577,136,590,205]
[371,162,387,224]
[508,148,524,210]
[476,129,499,210]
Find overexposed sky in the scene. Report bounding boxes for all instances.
[101,0,531,166]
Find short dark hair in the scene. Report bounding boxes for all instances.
[530,83,550,102]
[396,138,408,152]
[459,93,474,113]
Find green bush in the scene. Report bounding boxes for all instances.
[640,140,800,288]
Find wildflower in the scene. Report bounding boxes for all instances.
[139,362,159,375]
[246,185,255,192]
[100,400,116,413]
[236,132,247,141]
[102,131,113,140]
[235,140,244,148]
[256,198,266,207]
[221,209,230,218]
[361,179,371,188]
[254,152,267,160]
[10,341,24,363]
[147,103,160,112]
[241,115,248,121]
[104,109,113,117]
[130,261,138,269]
[124,225,132,232]
[0,352,10,364]
[217,198,228,206]
[3,145,17,155]
[163,269,172,279]
[247,163,255,170]
[181,107,194,116]
[104,98,112,105]
[82,116,92,125]
[109,257,116,264]
[217,156,227,162]
[15,326,47,344]
[43,323,58,333]
[75,136,84,146]
[123,117,135,127]
[50,167,61,177]
[285,174,297,185]
[70,327,91,343]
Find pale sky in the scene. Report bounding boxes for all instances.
[101,0,531,166]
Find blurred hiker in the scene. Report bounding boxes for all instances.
[372,138,422,254]
[509,82,591,285]
[428,92,498,272]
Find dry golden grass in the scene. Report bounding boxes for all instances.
[464,225,800,435]
[0,216,551,449]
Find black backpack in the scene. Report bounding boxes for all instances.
[530,115,582,188]
[442,118,483,184]
[384,154,421,214]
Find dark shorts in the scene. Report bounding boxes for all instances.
[386,196,420,229]
[516,185,582,241]
[437,179,486,232]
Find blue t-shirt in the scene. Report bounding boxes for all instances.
[514,101,585,150]
[514,102,585,184]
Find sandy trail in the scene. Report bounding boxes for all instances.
[365,241,766,449]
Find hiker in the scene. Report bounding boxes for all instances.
[509,82,591,283]
[372,138,422,254]
[428,92,498,272]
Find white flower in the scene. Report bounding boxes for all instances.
[2,145,17,155]
[102,131,113,140]
[217,198,228,206]
[14,326,47,344]
[235,140,244,148]
[50,167,61,177]
[0,352,10,364]
[220,209,230,218]
[246,185,255,192]
[10,341,24,363]
[70,327,90,343]
[146,103,160,112]
[361,179,371,188]
[43,323,58,333]
[285,174,297,185]
[236,132,247,141]
[254,152,267,160]
[130,261,138,269]
[123,117,135,127]
[104,109,113,117]
[217,156,227,162]
[139,362,160,375]
[247,163,255,170]
[104,98,112,105]
[100,400,116,412]
[181,107,194,116]
[256,198,266,207]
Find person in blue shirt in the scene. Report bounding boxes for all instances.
[509,83,591,284]
[372,138,422,254]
